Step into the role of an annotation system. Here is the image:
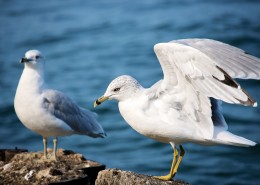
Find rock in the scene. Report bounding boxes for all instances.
[24,170,36,181]
[95,168,190,185]
[2,163,13,171]
[0,148,105,185]
[0,148,28,162]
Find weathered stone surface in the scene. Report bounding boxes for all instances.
[0,148,28,162]
[0,148,105,185]
[96,169,190,185]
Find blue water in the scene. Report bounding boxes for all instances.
[0,0,260,184]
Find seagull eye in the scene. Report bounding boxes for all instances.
[113,88,120,92]
[35,55,40,59]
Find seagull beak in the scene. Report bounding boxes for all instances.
[20,57,29,63]
[94,96,109,108]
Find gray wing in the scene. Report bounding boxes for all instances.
[172,38,260,79]
[42,89,106,138]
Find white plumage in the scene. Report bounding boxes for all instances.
[95,39,259,180]
[15,50,105,160]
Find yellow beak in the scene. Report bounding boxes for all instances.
[94,96,109,108]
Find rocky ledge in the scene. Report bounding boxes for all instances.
[96,168,190,185]
[0,149,189,185]
[0,148,105,185]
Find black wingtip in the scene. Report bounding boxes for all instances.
[213,66,239,88]
[214,66,257,107]
[236,88,257,107]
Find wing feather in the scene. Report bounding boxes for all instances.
[154,42,256,106]
[42,89,106,138]
[173,39,260,79]
[152,39,258,139]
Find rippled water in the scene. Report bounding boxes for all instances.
[0,0,260,184]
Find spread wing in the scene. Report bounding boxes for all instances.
[151,39,259,139]
[42,89,106,138]
[173,38,260,79]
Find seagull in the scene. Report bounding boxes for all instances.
[14,50,106,160]
[94,39,259,180]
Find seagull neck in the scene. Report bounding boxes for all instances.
[19,67,45,94]
[126,85,144,99]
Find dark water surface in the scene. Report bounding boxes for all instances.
[0,1,260,184]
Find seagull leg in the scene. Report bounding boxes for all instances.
[52,137,58,160]
[43,137,48,159]
[154,146,179,181]
[172,145,185,175]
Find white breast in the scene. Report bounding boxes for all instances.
[14,68,74,137]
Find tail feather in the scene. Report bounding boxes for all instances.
[208,130,256,147]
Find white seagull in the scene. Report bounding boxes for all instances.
[94,39,259,180]
[15,50,106,160]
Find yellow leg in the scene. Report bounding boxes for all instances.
[43,137,48,159]
[173,145,185,175]
[154,146,179,181]
[52,137,58,160]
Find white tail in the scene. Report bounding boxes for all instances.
[210,130,256,147]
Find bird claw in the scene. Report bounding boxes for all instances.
[154,173,175,181]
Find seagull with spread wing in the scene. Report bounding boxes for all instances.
[14,50,106,160]
[94,39,259,180]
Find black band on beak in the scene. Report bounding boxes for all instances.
[95,100,101,106]
[20,57,28,63]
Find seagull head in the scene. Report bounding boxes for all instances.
[20,50,44,69]
[94,75,142,107]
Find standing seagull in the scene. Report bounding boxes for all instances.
[94,39,259,180]
[15,50,106,160]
